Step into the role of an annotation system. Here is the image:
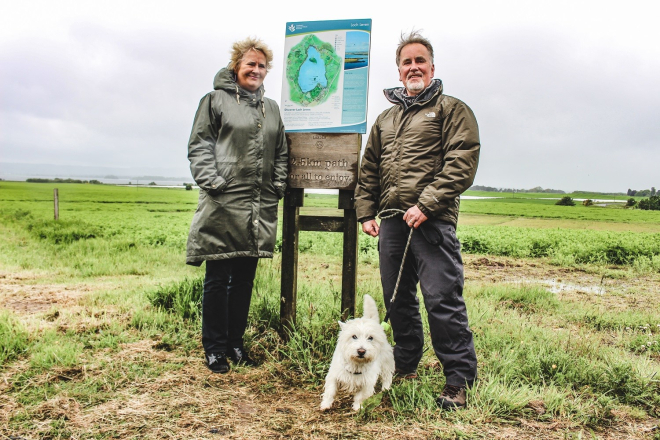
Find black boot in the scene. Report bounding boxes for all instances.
[228,347,257,366]
[205,352,230,374]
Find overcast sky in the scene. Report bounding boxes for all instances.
[1,0,658,192]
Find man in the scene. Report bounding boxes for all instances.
[354,31,480,409]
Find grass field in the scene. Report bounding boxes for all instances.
[1,181,659,439]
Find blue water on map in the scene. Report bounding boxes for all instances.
[298,47,327,93]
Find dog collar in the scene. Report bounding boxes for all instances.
[345,367,362,375]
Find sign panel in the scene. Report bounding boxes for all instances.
[286,133,360,190]
[281,19,372,133]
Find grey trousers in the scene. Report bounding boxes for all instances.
[379,216,477,387]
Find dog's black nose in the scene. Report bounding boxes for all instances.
[357,348,366,357]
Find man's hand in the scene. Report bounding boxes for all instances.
[361,219,380,237]
[403,206,428,229]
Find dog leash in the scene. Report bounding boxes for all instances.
[377,209,414,323]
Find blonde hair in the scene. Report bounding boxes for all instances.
[228,37,274,73]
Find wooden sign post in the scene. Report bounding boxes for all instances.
[280,133,361,335]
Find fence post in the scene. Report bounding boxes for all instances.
[53,188,59,220]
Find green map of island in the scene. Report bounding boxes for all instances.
[286,34,342,107]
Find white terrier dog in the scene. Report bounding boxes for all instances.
[320,294,395,411]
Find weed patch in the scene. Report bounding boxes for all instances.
[459,226,660,269]
[481,285,558,313]
[0,310,30,365]
[147,277,203,321]
[27,218,103,244]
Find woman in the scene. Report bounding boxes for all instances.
[186,37,288,374]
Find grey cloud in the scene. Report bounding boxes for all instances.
[431,29,660,191]
[1,17,658,192]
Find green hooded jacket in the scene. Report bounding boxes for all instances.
[186,68,288,266]
[354,79,480,226]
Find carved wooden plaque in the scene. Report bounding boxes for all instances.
[286,133,361,190]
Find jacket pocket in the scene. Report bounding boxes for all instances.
[215,159,238,185]
[420,220,445,246]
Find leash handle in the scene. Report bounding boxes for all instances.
[376,209,414,324]
[389,227,413,302]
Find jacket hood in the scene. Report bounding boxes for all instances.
[384,79,443,110]
[213,67,265,98]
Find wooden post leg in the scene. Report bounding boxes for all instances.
[280,188,303,338]
[339,190,358,321]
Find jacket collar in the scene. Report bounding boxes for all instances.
[383,79,443,111]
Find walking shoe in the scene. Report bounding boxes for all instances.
[436,384,466,410]
[228,347,257,367]
[205,352,230,374]
[393,368,418,380]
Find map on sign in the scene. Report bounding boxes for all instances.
[280,19,372,133]
[286,35,342,107]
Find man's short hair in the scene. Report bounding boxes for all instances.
[395,31,434,66]
[228,37,274,73]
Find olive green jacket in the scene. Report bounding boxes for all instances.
[186,68,288,266]
[354,79,480,226]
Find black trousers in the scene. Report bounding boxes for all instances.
[202,257,259,354]
[379,217,477,387]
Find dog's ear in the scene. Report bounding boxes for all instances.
[338,321,345,330]
[362,294,381,323]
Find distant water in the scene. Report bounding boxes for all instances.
[1,174,192,186]
[344,55,368,70]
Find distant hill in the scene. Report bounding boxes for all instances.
[470,185,566,194]
[470,185,628,196]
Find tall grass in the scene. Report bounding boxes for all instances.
[147,265,660,423]
[461,196,660,224]
[3,183,659,273]
[148,276,203,320]
[0,310,29,366]
[459,226,660,269]
[470,286,660,413]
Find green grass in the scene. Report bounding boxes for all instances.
[153,273,660,425]
[459,226,660,268]
[2,181,657,273]
[0,310,29,364]
[464,189,631,201]
[1,181,659,437]
[461,197,660,224]
[145,268,660,423]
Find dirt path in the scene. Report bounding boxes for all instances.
[0,271,92,315]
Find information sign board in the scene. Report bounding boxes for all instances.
[280,19,372,133]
